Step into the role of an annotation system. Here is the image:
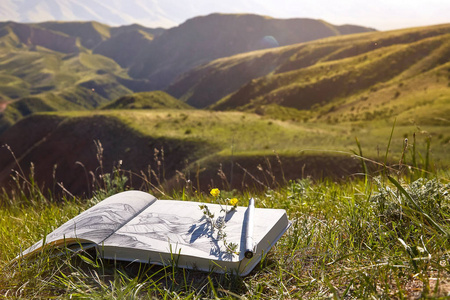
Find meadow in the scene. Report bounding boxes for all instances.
[56,109,450,167]
[0,21,449,299]
[0,135,449,299]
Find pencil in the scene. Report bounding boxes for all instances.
[244,197,255,258]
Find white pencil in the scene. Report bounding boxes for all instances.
[244,197,255,258]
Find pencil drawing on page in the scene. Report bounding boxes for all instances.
[24,202,141,255]
[105,211,236,260]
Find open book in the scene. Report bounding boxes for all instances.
[20,191,290,276]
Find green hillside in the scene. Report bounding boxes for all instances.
[36,22,164,51]
[102,91,192,110]
[1,109,448,195]
[167,24,450,121]
[93,24,165,67]
[214,27,450,123]
[0,46,133,132]
[37,21,111,49]
[0,22,161,133]
[166,45,302,108]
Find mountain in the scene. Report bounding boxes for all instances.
[0,0,285,29]
[29,21,165,51]
[126,13,375,89]
[0,15,374,133]
[167,24,450,126]
[0,21,166,133]
[93,25,164,67]
[0,0,179,28]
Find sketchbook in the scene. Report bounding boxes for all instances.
[20,191,290,276]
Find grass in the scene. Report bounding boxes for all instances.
[1,122,450,299]
[101,91,192,110]
[0,159,449,298]
[46,109,450,168]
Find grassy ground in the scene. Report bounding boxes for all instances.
[101,91,192,110]
[0,152,449,298]
[51,109,450,167]
[4,109,446,197]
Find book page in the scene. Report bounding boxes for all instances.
[101,200,288,263]
[21,191,157,257]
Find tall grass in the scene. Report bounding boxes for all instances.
[1,139,449,298]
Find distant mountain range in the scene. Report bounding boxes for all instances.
[1,14,449,132]
[1,0,178,28]
[0,0,277,28]
[0,13,376,132]
[125,14,375,90]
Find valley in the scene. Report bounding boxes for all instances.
[0,15,448,195]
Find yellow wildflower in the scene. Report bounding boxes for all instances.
[229,198,238,206]
[210,188,220,198]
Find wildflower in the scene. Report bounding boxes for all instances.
[210,188,220,198]
[201,188,240,255]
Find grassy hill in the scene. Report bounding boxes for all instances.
[37,21,111,49]
[101,91,192,110]
[0,112,212,195]
[0,45,134,132]
[167,24,450,123]
[93,24,165,68]
[1,109,447,195]
[1,21,79,53]
[93,29,155,68]
[214,27,450,125]
[0,22,165,133]
[36,21,165,50]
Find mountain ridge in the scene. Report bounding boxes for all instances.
[0,14,376,133]
[164,23,449,122]
[126,13,375,89]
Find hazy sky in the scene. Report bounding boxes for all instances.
[209,0,450,31]
[1,0,449,31]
